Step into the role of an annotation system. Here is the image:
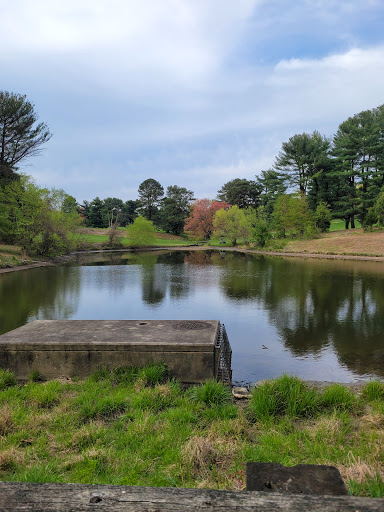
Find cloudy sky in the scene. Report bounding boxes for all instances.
[1,0,384,203]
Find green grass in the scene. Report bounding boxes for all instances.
[362,381,384,401]
[0,369,17,390]
[0,368,383,496]
[188,379,232,406]
[0,246,23,268]
[330,219,362,231]
[247,375,320,421]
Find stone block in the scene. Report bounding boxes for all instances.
[0,320,231,384]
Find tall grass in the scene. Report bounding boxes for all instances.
[188,379,232,407]
[247,375,320,421]
[0,369,17,390]
[362,381,384,401]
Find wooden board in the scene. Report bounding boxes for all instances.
[0,482,382,511]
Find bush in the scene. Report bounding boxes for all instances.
[363,207,378,231]
[126,216,156,247]
[315,202,332,233]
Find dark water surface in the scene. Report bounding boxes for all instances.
[1,250,384,383]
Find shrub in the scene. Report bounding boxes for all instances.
[126,217,156,247]
[315,202,332,233]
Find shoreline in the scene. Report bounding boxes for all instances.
[2,244,384,274]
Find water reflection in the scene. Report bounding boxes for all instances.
[214,254,384,378]
[0,266,80,334]
[1,250,384,382]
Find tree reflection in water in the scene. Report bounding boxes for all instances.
[1,251,384,380]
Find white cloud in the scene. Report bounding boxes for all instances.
[2,1,384,201]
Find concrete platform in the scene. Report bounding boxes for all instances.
[0,320,231,383]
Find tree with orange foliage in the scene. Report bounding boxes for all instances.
[184,199,230,239]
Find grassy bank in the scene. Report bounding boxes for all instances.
[0,245,23,269]
[75,228,190,247]
[0,367,383,497]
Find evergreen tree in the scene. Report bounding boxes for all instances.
[256,169,288,216]
[159,185,194,235]
[137,178,164,222]
[274,131,331,196]
[0,91,51,183]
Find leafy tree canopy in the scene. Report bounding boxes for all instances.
[0,91,52,183]
[184,199,230,239]
[213,205,251,246]
[217,178,261,209]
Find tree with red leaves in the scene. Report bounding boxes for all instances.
[184,198,230,239]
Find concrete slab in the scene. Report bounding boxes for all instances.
[0,320,228,383]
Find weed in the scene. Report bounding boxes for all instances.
[28,370,44,383]
[188,380,232,407]
[0,369,16,390]
[362,381,384,401]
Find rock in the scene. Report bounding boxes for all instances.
[246,462,348,495]
[232,387,251,399]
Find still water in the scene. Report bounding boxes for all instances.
[1,250,384,383]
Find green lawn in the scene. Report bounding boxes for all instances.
[330,219,362,231]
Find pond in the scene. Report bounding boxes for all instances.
[1,249,384,384]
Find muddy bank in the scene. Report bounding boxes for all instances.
[0,261,52,274]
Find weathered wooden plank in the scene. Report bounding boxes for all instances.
[0,482,382,512]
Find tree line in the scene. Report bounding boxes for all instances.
[1,89,384,256]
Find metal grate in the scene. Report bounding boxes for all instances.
[215,323,232,384]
